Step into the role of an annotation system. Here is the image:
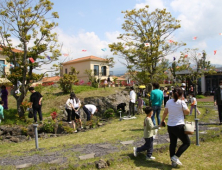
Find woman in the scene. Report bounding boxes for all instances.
[65,92,83,132]
[1,85,8,109]
[161,87,190,167]
[163,87,169,107]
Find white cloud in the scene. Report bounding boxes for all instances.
[135,0,166,11]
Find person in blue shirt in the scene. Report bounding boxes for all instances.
[150,83,163,126]
[0,101,4,123]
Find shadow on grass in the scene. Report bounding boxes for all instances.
[129,128,143,132]
[122,153,176,170]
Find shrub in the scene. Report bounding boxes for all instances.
[104,108,115,119]
[21,127,28,135]
[35,84,44,93]
[42,119,55,133]
[63,126,74,133]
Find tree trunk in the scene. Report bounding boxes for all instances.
[17,97,25,117]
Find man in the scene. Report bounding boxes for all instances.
[150,83,163,126]
[181,83,187,100]
[29,87,43,123]
[214,80,222,124]
[83,104,98,121]
[129,86,136,117]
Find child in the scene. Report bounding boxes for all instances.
[137,94,143,114]
[0,101,4,123]
[190,94,201,115]
[133,107,159,160]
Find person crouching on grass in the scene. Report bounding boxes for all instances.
[133,107,160,160]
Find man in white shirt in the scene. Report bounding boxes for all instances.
[83,104,98,121]
[129,87,136,117]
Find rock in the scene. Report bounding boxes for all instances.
[48,158,64,164]
[79,153,95,160]
[73,164,80,168]
[16,163,32,169]
[98,144,112,149]
[5,136,12,139]
[106,158,115,166]
[98,122,103,126]
[0,130,3,135]
[10,137,19,143]
[120,140,134,145]
[95,159,107,169]
[71,148,84,152]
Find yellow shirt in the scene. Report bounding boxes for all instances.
[144,117,159,138]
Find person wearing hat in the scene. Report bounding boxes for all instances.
[214,80,222,124]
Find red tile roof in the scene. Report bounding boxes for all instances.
[0,47,23,53]
[63,55,106,65]
[42,76,60,83]
[112,76,127,81]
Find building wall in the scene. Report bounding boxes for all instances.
[0,54,10,76]
[62,60,110,83]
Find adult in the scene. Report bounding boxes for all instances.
[181,83,187,100]
[214,80,222,124]
[189,85,194,94]
[161,87,190,167]
[150,83,163,125]
[129,87,136,117]
[1,85,8,109]
[104,79,108,88]
[65,92,82,132]
[29,87,43,123]
[107,75,111,87]
[83,104,97,121]
[163,87,169,107]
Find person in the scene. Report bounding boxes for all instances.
[214,80,222,124]
[117,103,126,113]
[181,83,187,101]
[29,87,43,123]
[65,92,83,132]
[0,101,4,123]
[137,94,143,114]
[133,107,159,160]
[107,76,111,87]
[189,94,201,115]
[1,85,8,109]
[104,79,108,88]
[129,87,136,117]
[163,87,169,107]
[150,83,163,126]
[189,85,194,94]
[161,87,190,167]
[83,104,97,121]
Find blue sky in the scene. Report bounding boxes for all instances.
[21,0,222,74]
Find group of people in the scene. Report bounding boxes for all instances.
[65,92,98,132]
[134,84,191,167]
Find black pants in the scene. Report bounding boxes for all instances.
[168,125,190,158]
[137,137,153,157]
[66,109,72,122]
[83,106,91,121]
[129,101,135,116]
[33,107,42,122]
[164,96,169,107]
[217,105,222,123]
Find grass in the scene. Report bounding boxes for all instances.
[0,102,221,169]
[7,85,125,120]
[196,95,206,99]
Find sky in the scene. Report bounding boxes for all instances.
[10,0,222,75]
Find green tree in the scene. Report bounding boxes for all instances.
[109,6,185,89]
[177,48,216,95]
[59,67,79,93]
[0,0,60,117]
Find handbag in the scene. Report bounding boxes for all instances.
[181,101,195,135]
[28,108,33,118]
[184,121,195,135]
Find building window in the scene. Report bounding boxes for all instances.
[101,66,106,76]
[94,65,99,76]
[0,60,5,76]
[65,68,67,74]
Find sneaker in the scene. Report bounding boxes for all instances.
[74,130,77,133]
[81,126,84,129]
[133,147,137,157]
[171,155,182,165]
[172,161,178,168]
[146,156,155,160]
[69,121,72,124]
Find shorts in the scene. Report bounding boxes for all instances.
[71,108,80,120]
